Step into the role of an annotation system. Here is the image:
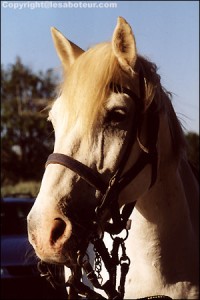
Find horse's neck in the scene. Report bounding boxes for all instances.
[126,130,199,298]
[134,112,197,245]
[179,158,199,237]
[135,159,198,248]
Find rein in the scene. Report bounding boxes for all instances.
[38,74,171,299]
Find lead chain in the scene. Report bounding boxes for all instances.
[94,247,103,285]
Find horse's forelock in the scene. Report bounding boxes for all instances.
[55,43,124,136]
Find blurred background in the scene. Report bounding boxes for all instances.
[1,2,199,298]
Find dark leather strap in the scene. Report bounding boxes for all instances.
[46,153,107,194]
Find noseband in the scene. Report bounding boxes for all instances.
[41,75,162,299]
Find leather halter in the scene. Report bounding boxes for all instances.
[43,74,160,299]
[45,77,159,234]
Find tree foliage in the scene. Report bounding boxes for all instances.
[1,57,58,184]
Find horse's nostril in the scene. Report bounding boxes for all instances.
[51,218,66,245]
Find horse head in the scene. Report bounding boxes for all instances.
[27,17,199,299]
[28,17,153,264]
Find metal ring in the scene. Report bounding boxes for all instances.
[111,229,128,241]
[120,255,131,266]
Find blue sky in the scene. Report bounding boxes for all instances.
[1,1,199,133]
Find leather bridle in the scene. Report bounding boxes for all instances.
[45,76,159,233]
[40,72,160,299]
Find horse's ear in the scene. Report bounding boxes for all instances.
[51,27,84,70]
[112,17,137,75]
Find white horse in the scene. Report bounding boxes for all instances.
[27,17,199,299]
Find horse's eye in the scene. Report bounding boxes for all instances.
[106,108,127,124]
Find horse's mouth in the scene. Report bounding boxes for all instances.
[61,233,85,268]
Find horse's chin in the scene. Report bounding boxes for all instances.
[37,253,68,265]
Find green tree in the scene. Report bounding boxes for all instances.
[1,57,58,184]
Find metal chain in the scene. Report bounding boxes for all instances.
[94,247,103,285]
